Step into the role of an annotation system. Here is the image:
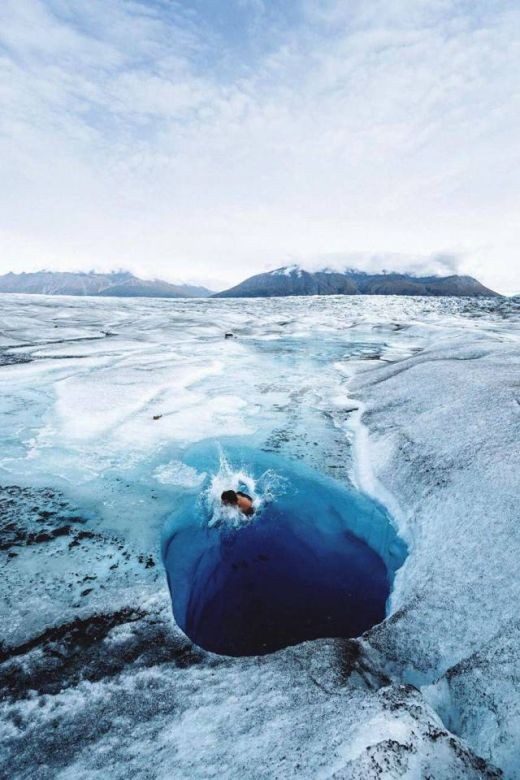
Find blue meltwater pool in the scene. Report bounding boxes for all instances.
[162,443,406,656]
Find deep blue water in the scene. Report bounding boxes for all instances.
[162,443,406,657]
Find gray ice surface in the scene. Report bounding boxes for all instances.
[0,293,518,779]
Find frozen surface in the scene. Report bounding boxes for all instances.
[0,293,518,778]
[348,324,520,775]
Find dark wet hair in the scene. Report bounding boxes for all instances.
[221,490,238,506]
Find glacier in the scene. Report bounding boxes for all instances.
[0,292,518,779]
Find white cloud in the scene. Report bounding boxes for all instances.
[293,250,466,276]
[0,0,519,293]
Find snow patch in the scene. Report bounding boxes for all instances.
[152,461,206,488]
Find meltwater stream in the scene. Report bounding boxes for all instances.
[162,443,407,656]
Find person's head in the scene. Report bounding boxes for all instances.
[221,489,238,507]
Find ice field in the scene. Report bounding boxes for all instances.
[0,293,519,778]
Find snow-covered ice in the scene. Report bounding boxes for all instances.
[0,293,518,778]
[348,323,520,775]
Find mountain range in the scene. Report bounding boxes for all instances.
[0,271,213,298]
[0,267,500,299]
[214,266,499,298]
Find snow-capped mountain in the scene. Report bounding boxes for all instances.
[0,271,213,298]
[214,266,499,298]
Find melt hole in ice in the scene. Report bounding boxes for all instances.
[162,444,406,656]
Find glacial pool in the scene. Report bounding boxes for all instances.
[162,442,407,656]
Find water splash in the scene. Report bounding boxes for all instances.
[203,447,287,528]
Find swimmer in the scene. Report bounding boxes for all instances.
[221,489,254,516]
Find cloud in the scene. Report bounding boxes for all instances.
[284,250,466,277]
[0,0,518,293]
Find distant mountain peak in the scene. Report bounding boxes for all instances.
[269,265,303,277]
[214,267,499,298]
[0,270,214,299]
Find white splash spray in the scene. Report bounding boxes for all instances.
[204,448,287,528]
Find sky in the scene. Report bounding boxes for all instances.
[0,0,519,293]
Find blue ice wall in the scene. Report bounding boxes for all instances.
[162,442,406,656]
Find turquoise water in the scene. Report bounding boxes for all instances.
[162,442,406,656]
